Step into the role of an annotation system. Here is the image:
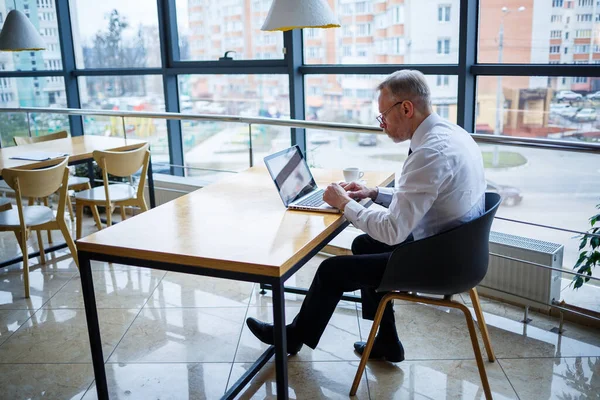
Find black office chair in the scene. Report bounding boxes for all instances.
[350,192,501,400]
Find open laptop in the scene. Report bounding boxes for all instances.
[264,145,339,213]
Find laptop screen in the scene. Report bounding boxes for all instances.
[264,145,318,206]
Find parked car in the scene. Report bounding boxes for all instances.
[180,100,194,113]
[486,180,523,206]
[358,133,377,146]
[550,103,574,116]
[309,133,334,145]
[586,91,600,101]
[556,90,583,101]
[573,108,597,122]
[562,106,580,119]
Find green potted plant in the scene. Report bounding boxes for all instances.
[573,202,600,289]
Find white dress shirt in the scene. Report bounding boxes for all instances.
[344,113,486,246]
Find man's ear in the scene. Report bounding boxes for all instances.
[403,101,415,117]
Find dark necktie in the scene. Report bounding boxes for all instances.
[408,147,413,156]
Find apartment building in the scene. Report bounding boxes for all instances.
[0,0,66,108]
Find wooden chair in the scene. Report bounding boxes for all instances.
[350,193,502,400]
[14,131,93,222]
[74,143,150,239]
[13,130,70,146]
[0,157,79,298]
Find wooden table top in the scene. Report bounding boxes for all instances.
[0,136,147,176]
[77,167,395,277]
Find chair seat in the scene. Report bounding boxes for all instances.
[0,205,55,227]
[74,183,136,203]
[68,176,89,187]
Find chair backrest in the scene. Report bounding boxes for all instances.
[93,143,150,202]
[2,158,70,226]
[93,143,149,178]
[2,157,69,199]
[13,130,68,146]
[377,192,501,295]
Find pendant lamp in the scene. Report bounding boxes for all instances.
[0,9,46,51]
[261,0,340,32]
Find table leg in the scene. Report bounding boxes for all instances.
[79,253,108,400]
[147,154,156,209]
[272,281,289,399]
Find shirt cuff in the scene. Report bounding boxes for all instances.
[374,187,394,207]
[343,199,363,222]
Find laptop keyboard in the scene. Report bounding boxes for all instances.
[295,189,325,207]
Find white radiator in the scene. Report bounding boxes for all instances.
[478,231,564,312]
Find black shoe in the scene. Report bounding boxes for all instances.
[354,339,405,362]
[246,317,303,355]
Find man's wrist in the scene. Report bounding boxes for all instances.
[339,198,351,212]
[370,187,379,201]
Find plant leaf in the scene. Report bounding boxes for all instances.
[574,252,588,270]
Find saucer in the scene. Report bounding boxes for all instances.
[338,180,367,185]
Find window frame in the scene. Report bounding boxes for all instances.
[0,0,596,174]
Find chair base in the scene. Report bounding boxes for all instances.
[350,288,495,400]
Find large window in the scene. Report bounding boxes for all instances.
[0,0,62,72]
[303,0,459,65]
[0,0,596,296]
[476,75,600,142]
[178,75,289,178]
[69,0,161,68]
[175,0,284,61]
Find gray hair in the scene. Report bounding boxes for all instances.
[377,70,432,112]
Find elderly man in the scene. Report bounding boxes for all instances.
[247,70,486,362]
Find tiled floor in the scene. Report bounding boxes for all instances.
[0,214,599,399]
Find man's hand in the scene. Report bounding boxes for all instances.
[339,181,378,201]
[323,183,352,210]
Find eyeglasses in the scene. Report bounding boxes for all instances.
[376,101,404,125]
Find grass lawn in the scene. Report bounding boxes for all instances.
[482,151,527,168]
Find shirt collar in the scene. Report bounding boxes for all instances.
[410,113,441,151]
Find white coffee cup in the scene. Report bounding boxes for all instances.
[343,167,364,183]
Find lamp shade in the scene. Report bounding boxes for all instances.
[261,0,340,32]
[0,10,45,51]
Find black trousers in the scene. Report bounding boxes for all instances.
[292,233,413,349]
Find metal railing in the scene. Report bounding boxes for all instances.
[3,106,600,155]
[2,106,600,326]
